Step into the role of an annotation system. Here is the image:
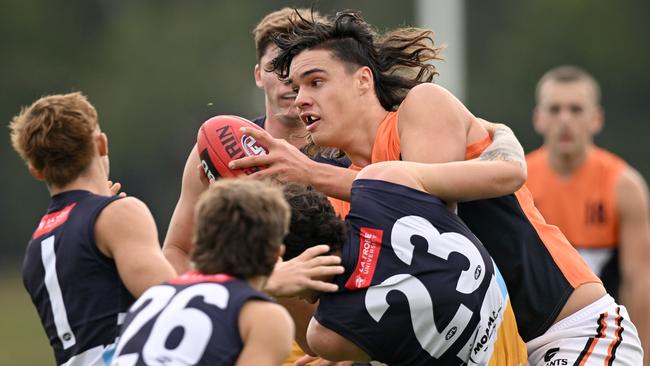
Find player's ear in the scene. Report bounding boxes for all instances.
[28,164,45,181]
[591,106,604,135]
[356,66,374,96]
[254,63,263,89]
[277,244,286,260]
[96,132,109,157]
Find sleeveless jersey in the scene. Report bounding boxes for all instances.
[112,272,271,366]
[526,146,627,300]
[22,190,132,366]
[330,111,600,342]
[253,115,351,366]
[316,179,511,365]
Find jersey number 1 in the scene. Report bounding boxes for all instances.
[41,235,77,349]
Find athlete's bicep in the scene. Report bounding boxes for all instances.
[163,144,206,274]
[97,197,176,298]
[398,84,468,164]
[236,300,294,366]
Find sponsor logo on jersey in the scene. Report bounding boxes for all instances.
[543,347,568,365]
[345,228,383,289]
[33,203,77,239]
[544,347,559,362]
[471,306,502,357]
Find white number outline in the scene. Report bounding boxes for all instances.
[364,215,488,359]
[112,283,229,366]
[41,235,77,349]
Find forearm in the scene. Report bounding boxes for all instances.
[162,244,192,275]
[308,162,357,201]
[163,207,195,275]
[409,160,525,202]
[409,123,526,202]
[477,122,527,184]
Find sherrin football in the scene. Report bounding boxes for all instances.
[197,115,268,179]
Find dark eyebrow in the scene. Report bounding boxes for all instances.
[289,68,327,86]
[297,68,327,80]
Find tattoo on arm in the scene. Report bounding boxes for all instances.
[478,124,527,170]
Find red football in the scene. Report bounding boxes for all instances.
[197,115,268,179]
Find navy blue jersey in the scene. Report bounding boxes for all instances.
[22,190,133,365]
[315,179,509,365]
[112,273,270,366]
[252,115,351,168]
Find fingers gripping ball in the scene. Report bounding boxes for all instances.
[196,115,268,179]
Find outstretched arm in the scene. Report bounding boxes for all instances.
[162,144,208,274]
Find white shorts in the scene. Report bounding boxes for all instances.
[526,295,643,366]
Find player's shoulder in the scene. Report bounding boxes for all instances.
[399,83,467,129]
[617,165,648,194]
[104,196,149,215]
[96,196,153,230]
[239,299,294,339]
[402,83,456,108]
[241,299,290,321]
[241,299,292,329]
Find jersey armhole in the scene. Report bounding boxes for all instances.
[88,195,125,268]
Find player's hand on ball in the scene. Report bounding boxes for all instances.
[228,126,317,185]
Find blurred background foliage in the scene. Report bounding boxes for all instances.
[1,0,648,363]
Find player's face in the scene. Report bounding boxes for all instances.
[534,80,602,156]
[289,49,363,149]
[255,45,300,124]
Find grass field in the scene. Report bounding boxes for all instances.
[0,269,52,365]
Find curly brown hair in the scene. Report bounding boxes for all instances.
[9,92,99,188]
[282,183,346,260]
[192,179,290,278]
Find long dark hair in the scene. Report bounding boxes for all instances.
[270,10,442,111]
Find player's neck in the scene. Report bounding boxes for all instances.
[264,114,307,149]
[548,145,592,177]
[247,276,268,291]
[344,108,391,168]
[48,161,111,197]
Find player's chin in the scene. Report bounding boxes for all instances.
[310,132,335,148]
